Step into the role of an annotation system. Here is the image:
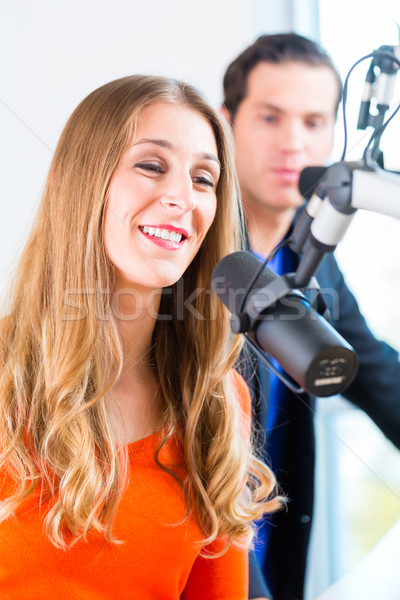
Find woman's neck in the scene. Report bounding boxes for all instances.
[106,285,164,445]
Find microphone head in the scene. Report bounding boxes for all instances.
[211,251,277,314]
[299,166,329,198]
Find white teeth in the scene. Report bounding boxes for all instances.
[140,226,183,243]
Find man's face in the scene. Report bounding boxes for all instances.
[230,61,338,214]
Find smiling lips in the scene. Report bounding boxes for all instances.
[138,225,188,249]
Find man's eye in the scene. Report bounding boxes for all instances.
[134,162,164,173]
[306,120,323,129]
[262,115,276,123]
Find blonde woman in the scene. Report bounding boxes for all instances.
[0,75,280,599]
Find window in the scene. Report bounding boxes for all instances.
[307,3,400,597]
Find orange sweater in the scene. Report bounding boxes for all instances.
[0,372,250,599]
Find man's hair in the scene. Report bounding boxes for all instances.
[223,32,343,119]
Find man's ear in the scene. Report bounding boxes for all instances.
[220,104,232,125]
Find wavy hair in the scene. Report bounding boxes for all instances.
[0,75,281,549]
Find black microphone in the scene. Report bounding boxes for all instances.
[212,251,358,397]
[298,166,329,198]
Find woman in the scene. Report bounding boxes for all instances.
[0,75,281,599]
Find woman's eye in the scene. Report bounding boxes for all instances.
[193,175,215,188]
[134,162,164,174]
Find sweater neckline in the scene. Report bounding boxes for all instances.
[126,429,162,460]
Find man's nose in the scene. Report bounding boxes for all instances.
[278,120,306,153]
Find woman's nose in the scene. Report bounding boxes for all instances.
[160,173,196,213]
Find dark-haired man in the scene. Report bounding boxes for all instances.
[222,33,400,600]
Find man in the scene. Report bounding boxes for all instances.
[221,33,400,600]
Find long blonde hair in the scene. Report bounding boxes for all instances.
[0,75,281,549]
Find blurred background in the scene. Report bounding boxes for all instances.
[1,1,399,597]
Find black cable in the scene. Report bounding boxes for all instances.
[363,100,400,167]
[244,333,305,394]
[341,52,376,160]
[341,50,400,162]
[362,51,400,167]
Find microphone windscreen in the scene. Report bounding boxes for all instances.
[211,251,277,314]
[299,166,329,198]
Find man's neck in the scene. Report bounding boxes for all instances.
[244,202,297,257]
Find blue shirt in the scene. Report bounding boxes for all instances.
[252,247,291,567]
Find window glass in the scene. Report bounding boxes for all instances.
[308,4,400,597]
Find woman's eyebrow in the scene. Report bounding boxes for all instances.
[202,153,221,168]
[134,138,173,149]
[133,138,220,168]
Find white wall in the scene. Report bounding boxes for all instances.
[0,0,305,294]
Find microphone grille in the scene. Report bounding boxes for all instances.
[211,251,277,313]
[299,166,329,198]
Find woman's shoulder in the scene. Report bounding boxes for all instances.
[229,369,251,409]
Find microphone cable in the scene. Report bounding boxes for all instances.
[238,237,292,314]
[341,50,400,163]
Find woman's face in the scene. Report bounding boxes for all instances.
[104,101,220,295]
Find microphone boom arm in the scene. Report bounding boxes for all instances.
[292,162,400,288]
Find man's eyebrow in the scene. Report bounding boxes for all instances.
[253,102,331,117]
[133,138,221,168]
[254,102,284,113]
